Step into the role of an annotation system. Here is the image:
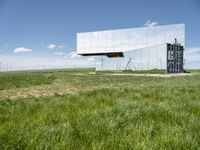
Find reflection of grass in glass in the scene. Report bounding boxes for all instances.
[97,69,167,74]
[0,68,200,149]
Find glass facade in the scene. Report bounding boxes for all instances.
[76,24,185,71]
[77,24,185,55]
[95,44,167,71]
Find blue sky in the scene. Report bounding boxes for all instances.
[0,0,200,70]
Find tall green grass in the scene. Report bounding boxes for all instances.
[0,69,200,149]
[0,72,56,90]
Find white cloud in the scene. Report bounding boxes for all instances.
[53,51,80,58]
[5,47,200,70]
[87,57,95,62]
[144,20,158,27]
[185,47,200,55]
[47,44,65,49]
[53,52,66,56]
[47,44,57,49]
[14,47,32,53]
[0,53,96,71]
[64,51,82,59]
[185,47,200,62]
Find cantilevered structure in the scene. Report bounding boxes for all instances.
[77,24,185,73]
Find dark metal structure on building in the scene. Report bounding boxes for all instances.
[167,39,184,73]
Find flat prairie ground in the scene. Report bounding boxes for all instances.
[0,69,200,149]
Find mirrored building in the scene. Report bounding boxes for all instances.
[77,24,185,73]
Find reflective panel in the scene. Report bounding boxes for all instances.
[77,24,185,55]
[95,44,167,71]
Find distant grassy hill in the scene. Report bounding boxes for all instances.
[0,69,200,149]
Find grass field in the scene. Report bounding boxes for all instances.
[0,68,200,149]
